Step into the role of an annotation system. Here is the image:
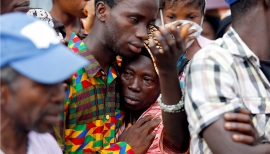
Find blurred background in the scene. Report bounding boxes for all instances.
[30,0,232,40]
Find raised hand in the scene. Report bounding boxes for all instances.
[148,21,191,73]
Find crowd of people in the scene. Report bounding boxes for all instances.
[1,0,270,154]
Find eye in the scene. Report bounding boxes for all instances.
[167,15,174,20]
[123,70,133,79]
[143,76,153,83]
[187,15,197,21]
[130,17,139,24]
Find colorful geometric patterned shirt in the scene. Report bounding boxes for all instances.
[54,33,134,154]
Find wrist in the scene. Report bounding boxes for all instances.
[158,68,178,76]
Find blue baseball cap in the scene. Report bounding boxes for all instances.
[0,13,89,84]
[225,0,238,5]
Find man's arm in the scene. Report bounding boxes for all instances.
[148,23,192,152]
[203,118,270,154]
[224,108,261,145]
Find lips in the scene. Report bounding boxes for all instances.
[124,96,140,105]
[128,42,144,53]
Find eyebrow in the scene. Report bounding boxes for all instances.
[125,11,156,23]
[124,65,157,78]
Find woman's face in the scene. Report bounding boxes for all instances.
[162,1,204,25]
[120,55,160,111]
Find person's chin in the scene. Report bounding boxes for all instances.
[34,124,54,133]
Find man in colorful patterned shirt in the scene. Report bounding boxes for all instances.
[54,0,162,153]
[184,0,270,153]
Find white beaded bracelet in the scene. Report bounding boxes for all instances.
[157,95,185,113]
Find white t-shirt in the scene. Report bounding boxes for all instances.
[1,131,61,154]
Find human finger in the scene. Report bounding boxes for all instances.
[166,20,183,29]
[224,122,255,136]
[140,117,161,135]
[133,114,154,128]
[224,112,252,123]
[125,123,132,131]
[187,28,197,36]
[232,134,255,145]
[169,23,191,51]
[157,26,177,54]
[149,38,163,55]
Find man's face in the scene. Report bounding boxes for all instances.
[1,0,30,14]
[104,0,159,58]
[2,75,65,133]
[121,55,160,111]
[58,0,89,18]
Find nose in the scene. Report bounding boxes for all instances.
[135,24,148,41]
[128,78,141,92]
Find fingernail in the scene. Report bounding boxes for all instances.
[224,113,231,119]
[225,122,231,128]
[149,39,155,47]
[232,134,239,140]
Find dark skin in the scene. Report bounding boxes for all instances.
[82,0,161,153]
[162,1,203,59]
[120,54,190,152]
[0,75,65,154]
[50,0,90,41]
[1,0,30,14]
[149,23,191,152]
[121,55,161,123]
[149,8,269,154]
[202,0,270,153]
[83,0,158,74]
[224,108,261,146]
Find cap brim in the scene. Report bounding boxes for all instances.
[11,44,88,84]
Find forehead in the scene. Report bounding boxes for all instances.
[165,0,201,12]
[123,55,155,73]
[113,0,159,19]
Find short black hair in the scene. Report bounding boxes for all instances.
[165,0,206,13]
[230,0,258,20]
[95,0,121,8]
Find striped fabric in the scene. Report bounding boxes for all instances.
[54,33,134,154]
[184,27,270,154]
[116,102,188,154]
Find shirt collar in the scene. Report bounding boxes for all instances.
[68,32,118,81]
[223,27,260,66]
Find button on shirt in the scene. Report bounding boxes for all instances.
[184,27,270,153]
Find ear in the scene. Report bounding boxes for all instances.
[0,82,11,106]
[95,1,109,22]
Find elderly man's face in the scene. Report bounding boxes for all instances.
[2,75,65,133]
[1,0,30,14]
